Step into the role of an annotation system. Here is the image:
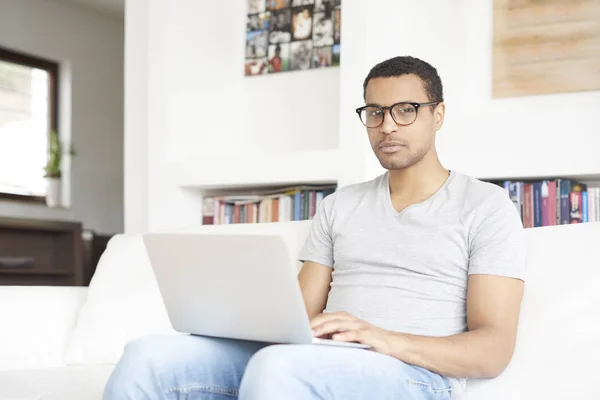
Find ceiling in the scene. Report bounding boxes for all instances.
[53,0,125,19]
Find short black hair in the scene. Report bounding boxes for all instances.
[362,56,444,103]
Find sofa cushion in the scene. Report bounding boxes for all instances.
[0,366,113,400]
[465,222,600,400]
[63,233,176,366]
[64,221,313,366]
[0,287,87,371]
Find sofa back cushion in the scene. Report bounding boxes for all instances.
[466,222,600,399]
[64,221,313,365]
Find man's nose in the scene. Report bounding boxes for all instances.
[380,109,398,135]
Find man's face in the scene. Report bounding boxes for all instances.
[364,74,444,171]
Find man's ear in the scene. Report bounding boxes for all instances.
[434,102,445,130]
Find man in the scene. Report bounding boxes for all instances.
[103,56,526,400]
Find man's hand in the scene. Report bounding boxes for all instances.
[310,311,395,355]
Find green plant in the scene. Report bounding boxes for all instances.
[44,130,75,178]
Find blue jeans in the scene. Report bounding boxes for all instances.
[103,334,452,400]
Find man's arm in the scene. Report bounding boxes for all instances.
[312,274,524,379]
[298,261,332,319]
[387,274,524,378]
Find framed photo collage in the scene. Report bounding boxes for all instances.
[245,0,341,76]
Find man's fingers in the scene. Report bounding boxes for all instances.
[309,311,354,328]
[311,319,364,337]
[332,329,364,343]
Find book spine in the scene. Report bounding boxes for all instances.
[294,192,301,221]
[588,189,596,222]
[523,184,533,228]
[303,190,310,219]
[278,197,285,222]
[548,180,556,226]
[560,180,571,225]
[272,198,279,222]
[582,191,588,223]
[541,181,549,226]
[555,179,561,225]
[533,182,543,227]
[570,191,582,224]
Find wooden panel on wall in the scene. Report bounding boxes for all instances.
[493,0,600,98]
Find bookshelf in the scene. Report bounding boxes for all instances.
[489,177,600,228]
[202,183,337,225]
[173,149,342,226]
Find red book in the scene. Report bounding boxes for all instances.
[272,198,279,222]
[548,181,556,226]
[234,204,240,224]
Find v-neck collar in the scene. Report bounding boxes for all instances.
[383,170,455,217]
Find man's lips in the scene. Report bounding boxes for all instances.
[379,141,405,154]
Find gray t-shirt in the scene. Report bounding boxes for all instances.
[298,170,527,397]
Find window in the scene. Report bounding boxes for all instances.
[0,46,59,200]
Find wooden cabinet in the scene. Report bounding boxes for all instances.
[0,217,84,286]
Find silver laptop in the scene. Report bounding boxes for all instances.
[142,232,369,349]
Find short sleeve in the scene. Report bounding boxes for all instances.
[468,191,527,281]
[298,193,335,268]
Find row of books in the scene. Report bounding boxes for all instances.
[499,179,600,228]
[202,184,337,225]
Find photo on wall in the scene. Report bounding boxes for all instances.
[245,0,341,76]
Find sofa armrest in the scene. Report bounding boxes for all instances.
[0,286,87,371]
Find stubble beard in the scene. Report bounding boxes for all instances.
[374,144,429,171]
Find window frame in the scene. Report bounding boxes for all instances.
[0,46,60,203]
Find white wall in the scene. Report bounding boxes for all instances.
[441,0,600,181]
[0,0,124,235]
[162,0,340,161]
[124,0,148,234]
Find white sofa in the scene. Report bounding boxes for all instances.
[1,220,599,400]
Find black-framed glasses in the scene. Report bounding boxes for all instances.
[355,101,439,128]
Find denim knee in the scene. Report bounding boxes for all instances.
[103,334,179,399]
[239,345,313,398]
[118,334,171,370]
